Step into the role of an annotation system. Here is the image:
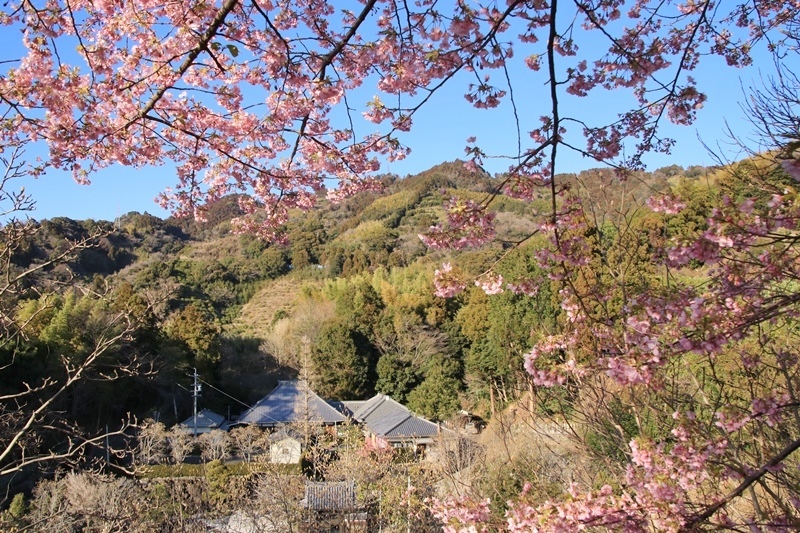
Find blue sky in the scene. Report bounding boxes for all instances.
[2,7,779,223]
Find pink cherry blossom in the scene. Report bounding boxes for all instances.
[475,272,504,294]
[433,262,468,298]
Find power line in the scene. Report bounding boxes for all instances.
[191,368,200,436]
[199,378,251,409]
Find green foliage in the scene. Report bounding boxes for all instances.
[8,493,27,519]
[39,292,97,352]
[582,394,661,465]
[360,189,414,224]
[165,303,222,373]
[716,156,798,212]
[655,164,684,177]
[456,246,558,413]
[312,319,377,399]
[446,188,536,217]
[534,384,575,417]
[406,363,462,420]
[476,446,566,521]
[287,215,327,268]
[376,353,419,402]
[138,482,185,528]
[4,161,734,510]
[666,178,715,239]
[139,461,287,479]
[465,337,505,382]
[7,158,768,533]
[320,219,400,276]
[456,288,491,342]
[204,459,234,508]
[334,279,385,334]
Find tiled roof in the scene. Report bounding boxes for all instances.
[237,380,346,427]
[180,408,228,430]
[350,394,391,421]
[301,481,357,510]
[386,415,440,438]
[351,394,440,440]
[329,400,366,417]
[367,408,410,436]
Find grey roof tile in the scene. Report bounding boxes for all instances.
[386,416,440,437]
[237,381,346,426]
[301,481,357,510]
[352,394,441,440]
[367,409,410,436]
[180,408,227,429]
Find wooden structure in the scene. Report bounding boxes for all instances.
[300,480,367,533]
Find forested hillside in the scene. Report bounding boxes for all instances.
[3,161,712,423]
[4,157,800,530]
[3,165,689,423]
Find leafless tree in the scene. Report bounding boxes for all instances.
[373,313,448,371]
[259,299,336,369]
[134,420,168,467]
[24,472,146,532]
[253,466,306,533]
[167,425,193,465]
[742,59,800,159]
[198,429,230,462]
[1,147,149,495]
[261,318,297,368]
[230,424,266,463]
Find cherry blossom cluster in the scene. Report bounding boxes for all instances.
[430,156,800,529]
[419,198,496,250]
[475,272,504,295]
[433,262,468,299]
[2,0,791,233]
[0,0,520,234]
[646,194,686,215]
[2,0,799,528]
[428,495,491,533]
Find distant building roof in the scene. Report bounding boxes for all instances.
[179,408,228,432]
[237,380,347,427]
[301,481,357,511]
[329,400,367,417]
[352,394,441,442]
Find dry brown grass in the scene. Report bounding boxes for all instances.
[231,277,307,339]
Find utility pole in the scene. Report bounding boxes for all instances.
[105,424,109,471]
[192,368,201,436]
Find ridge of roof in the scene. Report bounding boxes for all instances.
[353,393,444,439]
[237,380,346,426]
[353,394,418,421]
[180,408,226,428]
[350,393,387,421]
